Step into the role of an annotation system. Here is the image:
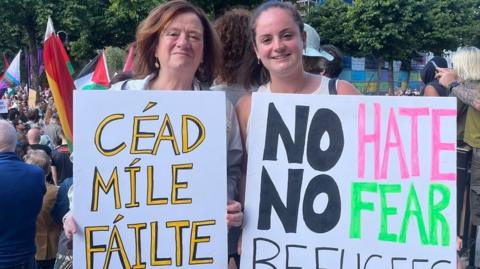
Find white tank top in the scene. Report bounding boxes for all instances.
[256,75,332,94]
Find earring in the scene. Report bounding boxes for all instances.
[257,58,261,65]
[154,57,160,69]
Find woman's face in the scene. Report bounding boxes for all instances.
[254,7,304,77]
[155,12,204,76]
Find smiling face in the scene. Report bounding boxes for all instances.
[253,7,305,78]
[155,12,204,76]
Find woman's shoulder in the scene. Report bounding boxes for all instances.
[336,79,361,95]
[109,76,150,91]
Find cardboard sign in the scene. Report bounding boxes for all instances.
[241,93,457,268]
[73,90,228,268]
[28,89,37,108]
[0,100,7,113]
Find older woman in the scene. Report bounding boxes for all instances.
[65,0,243,255]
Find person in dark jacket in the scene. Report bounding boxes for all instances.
[0,119,45,269]
[421,56,449,96]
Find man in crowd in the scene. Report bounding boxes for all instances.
[0,119,45,268]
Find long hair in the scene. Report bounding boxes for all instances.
[214,8,253,85]
[134,0,221,85]
[452,47,480,81]
[241,1,304,89]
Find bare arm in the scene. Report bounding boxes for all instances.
[423,84,440,96]
[235,94,252,205]
[337,80,361,95]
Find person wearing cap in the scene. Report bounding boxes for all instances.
[302,23,358,94]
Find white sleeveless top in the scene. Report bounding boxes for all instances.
[256,75,332,94]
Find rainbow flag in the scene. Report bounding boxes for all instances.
[43,17,74,145]
[0,50,21,89]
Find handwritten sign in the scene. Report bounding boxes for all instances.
[0,100,7,113]
[73,90,227,268]
[28,89,37,108]
[241,93,457,268]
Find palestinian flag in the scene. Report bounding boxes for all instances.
[43,16,74,145]
[74,51,110,90]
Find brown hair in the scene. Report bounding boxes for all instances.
[303,45,343,78]
[134,0,221,85]
[214,8,253,85]
[242,1,304,89]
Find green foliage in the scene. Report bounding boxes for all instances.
[105,46,126,79]
[190,0,261,18]
[348,0,428,61]
[305,0,358,56]
[421,0,480,55]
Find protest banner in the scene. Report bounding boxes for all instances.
[241,93,457,268]
[73,90,227,268]
[0,100,7,113]
[28,89,37,108]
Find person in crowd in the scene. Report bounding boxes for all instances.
[421,56,449,96]
[238,1,360,138]
[25,109,40,129]
[212,8,255,106]
[436,47,480,268]
[44,113,62,148]
[236,3,359,261]
[51,132,72,185]
[27,127,57,185]
[64,0,244,255]
[0,119,45,269]
[211,8,253,266]
[12,117,27,135]
[301,25,357,94]
[27,127,52,157]
[24,150,60,269]
[302,23,333,73]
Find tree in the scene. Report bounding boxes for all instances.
[305,0,358,56]
[421,0,480,55]
[191,0,261,17]
[348,0,428,94]
[105,46,126,78]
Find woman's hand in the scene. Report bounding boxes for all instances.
[226,199,243,228]
[435,68,459,88]
[63,212,77,240]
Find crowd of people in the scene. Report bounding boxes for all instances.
[1,0,480,268]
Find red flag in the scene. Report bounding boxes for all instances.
[43,17,74,144]
[123,43,135,72]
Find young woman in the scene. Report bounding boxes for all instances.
[237,1,359,141]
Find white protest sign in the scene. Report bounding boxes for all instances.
[241,93,457,268]
[74,90,227,268]
[0,100,7,113]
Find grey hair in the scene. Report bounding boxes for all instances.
[0,120,17,153]
[24,149,51,175]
